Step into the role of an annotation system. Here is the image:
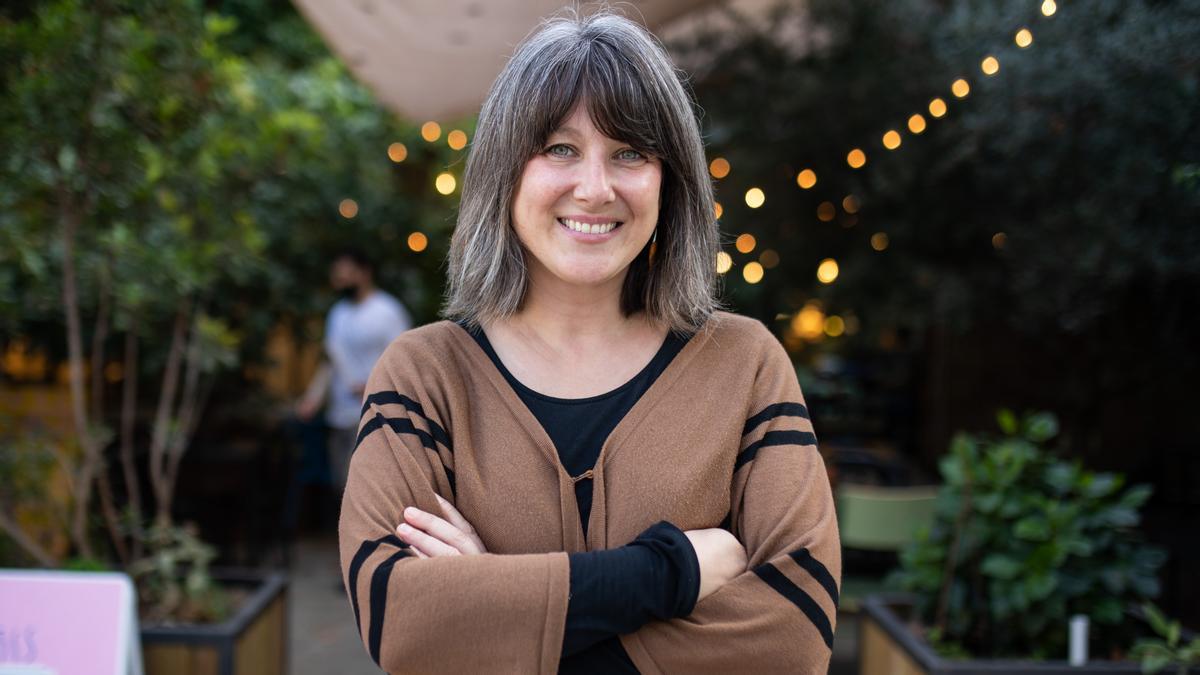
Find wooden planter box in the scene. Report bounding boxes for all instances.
[140,570,288,675]
[859,594,1146,675]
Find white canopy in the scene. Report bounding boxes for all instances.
[288,0,773,122]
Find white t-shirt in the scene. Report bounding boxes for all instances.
[324,289,412,429]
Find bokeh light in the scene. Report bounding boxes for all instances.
[817,258,839,284]
[735,233,757,254]
[796,169,817,189]
[709,157,731,179]
[742,261,764,284]
[435,172,456,195]
[716,251,733,274]
[387,142,408,163]
[745,187,765,208]
[407,232,428,252]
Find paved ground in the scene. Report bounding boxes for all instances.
[287,533,860,674]
[289,533,381,675]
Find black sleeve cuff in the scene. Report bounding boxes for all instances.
[561,520,700,657]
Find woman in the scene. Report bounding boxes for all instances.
[339,10,840,674]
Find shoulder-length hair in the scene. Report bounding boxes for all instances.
[441,9,721,334]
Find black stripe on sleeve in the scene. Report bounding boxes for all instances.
[348,534,407,641]
[367,547,413,666]
[734,430,818,472]
[356,414,438,452]
[355,413,457,497]
[360,391,453,451]
[742,402,810,437]
[788,548,839,607]
[752,563,834,649]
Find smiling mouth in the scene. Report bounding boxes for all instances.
[558,217,623,235]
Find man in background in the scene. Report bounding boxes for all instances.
[295,248,411,493]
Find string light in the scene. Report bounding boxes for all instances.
[421,121,442,142]
[817,201,837,222]
[882,130,902,150]
[407,232,428,252]
[709,157,731,179]
[435,172,456,195]
[817,258,840,284]
[842,195,860,214]
[792,303,825,341]
[824,315,846,337]
[929,98,948,117]
[743,262,764,284]
[745,187,766,208]
[447,130,468,150]
[387,142,408,162]
[735,233,757,254]
[716,251,733,274]
[871,232,889,251]
[796,169,817,189]
[952,78,971,98]
[1041,0,1057,17]
[847,148,867,169]
[908,114,927,134]
[1015,28,1033,48]
[339,198,358,218]
[714,202,723,219]
[981,56,1000,76]
[992,232,1008,249]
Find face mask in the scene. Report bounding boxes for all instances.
[336,284,359,301]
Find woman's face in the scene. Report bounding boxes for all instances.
[511,103,662,291]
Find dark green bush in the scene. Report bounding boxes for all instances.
[891,410,1165,659]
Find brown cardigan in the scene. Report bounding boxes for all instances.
[339,311,841,673]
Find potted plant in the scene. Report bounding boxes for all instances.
[860,410,1170,673]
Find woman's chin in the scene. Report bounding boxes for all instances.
[547,262,628,289]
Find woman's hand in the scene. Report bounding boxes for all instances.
[396,494,488,557]
[683,528,747,602]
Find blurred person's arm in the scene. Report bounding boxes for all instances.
[294,361,330,421]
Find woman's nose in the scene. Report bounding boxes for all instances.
[573,155,616,205]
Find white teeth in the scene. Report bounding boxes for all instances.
[560,218,618,234]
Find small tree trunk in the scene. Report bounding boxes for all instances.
[163,308,208,517]
[0,510,55,568]
[120,323,144,559]
[149,300,191,529]
[59,188,98,560]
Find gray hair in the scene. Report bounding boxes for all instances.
[441,8,721,334]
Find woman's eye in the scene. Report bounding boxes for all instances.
[617,149,645,161]
[546,144,574,157]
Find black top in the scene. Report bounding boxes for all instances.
[461,322,700,672]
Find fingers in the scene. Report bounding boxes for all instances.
[435,495,487,553]
[397,521,460,557]
[398,505,485,556]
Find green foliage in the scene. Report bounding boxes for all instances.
[127,523,231,624]
[674,0,1200,390]
[1131,604,1200,675]
[890,410,1166,658]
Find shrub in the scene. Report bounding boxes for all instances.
[892,410,1165,658]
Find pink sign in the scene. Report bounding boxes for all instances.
[0,570,141,675]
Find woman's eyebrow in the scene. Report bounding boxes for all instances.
[548,125,582,139]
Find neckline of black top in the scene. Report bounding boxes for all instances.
[460,321,690,406]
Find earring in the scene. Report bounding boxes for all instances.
[648,227,659,268]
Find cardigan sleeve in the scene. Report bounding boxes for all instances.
[618,329,842,674]
[338,350,571,674]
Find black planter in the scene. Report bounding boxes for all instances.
[859,594,1148,675]
[140,570,288,675]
